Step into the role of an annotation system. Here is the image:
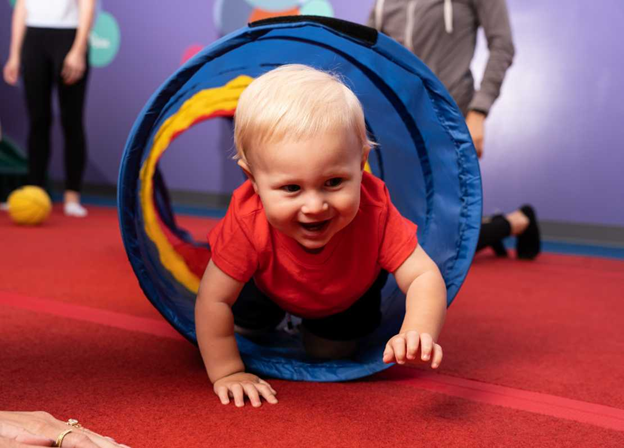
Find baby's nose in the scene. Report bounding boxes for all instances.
[301,193,328,215]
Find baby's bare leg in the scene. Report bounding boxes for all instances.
[302,327,358,360]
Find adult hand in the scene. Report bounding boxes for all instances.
[213,372,278,407]
[0,411,130,448]
[383,330,443,369]
[466,110,486,159]
[3,57,20,86]
[61,49,86,85]
[0,419,53,447]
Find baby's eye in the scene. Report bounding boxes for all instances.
[325,178,343,188]
[282,184,300,193]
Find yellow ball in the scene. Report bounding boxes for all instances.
[7,186,52,226]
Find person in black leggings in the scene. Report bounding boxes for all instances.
[3,0,96,217]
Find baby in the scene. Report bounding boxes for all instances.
[195,64,447,407]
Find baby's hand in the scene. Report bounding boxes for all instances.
[383,330,443,368]
[213,372,278,407]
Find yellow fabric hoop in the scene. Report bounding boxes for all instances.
[139,75,253,293]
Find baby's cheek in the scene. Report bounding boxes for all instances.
[264,203,295,229]
[344,187,361,211]
[334,190,360,220]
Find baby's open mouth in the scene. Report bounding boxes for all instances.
[300,219,330,232]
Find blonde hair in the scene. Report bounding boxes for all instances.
[234,64,373,165]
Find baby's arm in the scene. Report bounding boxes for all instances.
[384,245,447,368]
[195,260,278,407]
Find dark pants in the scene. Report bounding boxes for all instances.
[476,215,512,252]
[21,27,89,192]
[232,271,389,341]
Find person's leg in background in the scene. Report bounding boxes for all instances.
[477,214,513,256]
[55,29,89,217]
[461,102,541,260]
[477,206,541,259]
[21,28,53,189]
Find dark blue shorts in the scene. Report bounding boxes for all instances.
[232,271,389,341]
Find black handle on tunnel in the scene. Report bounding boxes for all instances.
[249,15,379,46]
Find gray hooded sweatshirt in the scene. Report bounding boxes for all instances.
[368,0,515,116]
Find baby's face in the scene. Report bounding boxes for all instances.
[246,128,367,252]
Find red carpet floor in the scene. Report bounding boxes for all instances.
[1,206,623,447]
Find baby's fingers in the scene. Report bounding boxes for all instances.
[215,386,231,405]
[256,383,279,405]
[258,379,277,396]
[242,383,263,407]
[382,343,395,363]
[405,331,420,360]
[431,344,443,369]
[419,333,434,362]
[391,336,407,364]
[230,383,245,407]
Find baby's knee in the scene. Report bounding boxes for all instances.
[302,327,358,360]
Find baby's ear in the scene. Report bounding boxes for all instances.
[361,145,372,171]
[237,159,258,192]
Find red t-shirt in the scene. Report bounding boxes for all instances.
[208,171,418,319]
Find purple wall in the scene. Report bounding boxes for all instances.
[1,0,623,226]
[475,0,624,226]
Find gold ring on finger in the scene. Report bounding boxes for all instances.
[54,429,73,447]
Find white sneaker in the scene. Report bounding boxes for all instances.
[64,202,88,217]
